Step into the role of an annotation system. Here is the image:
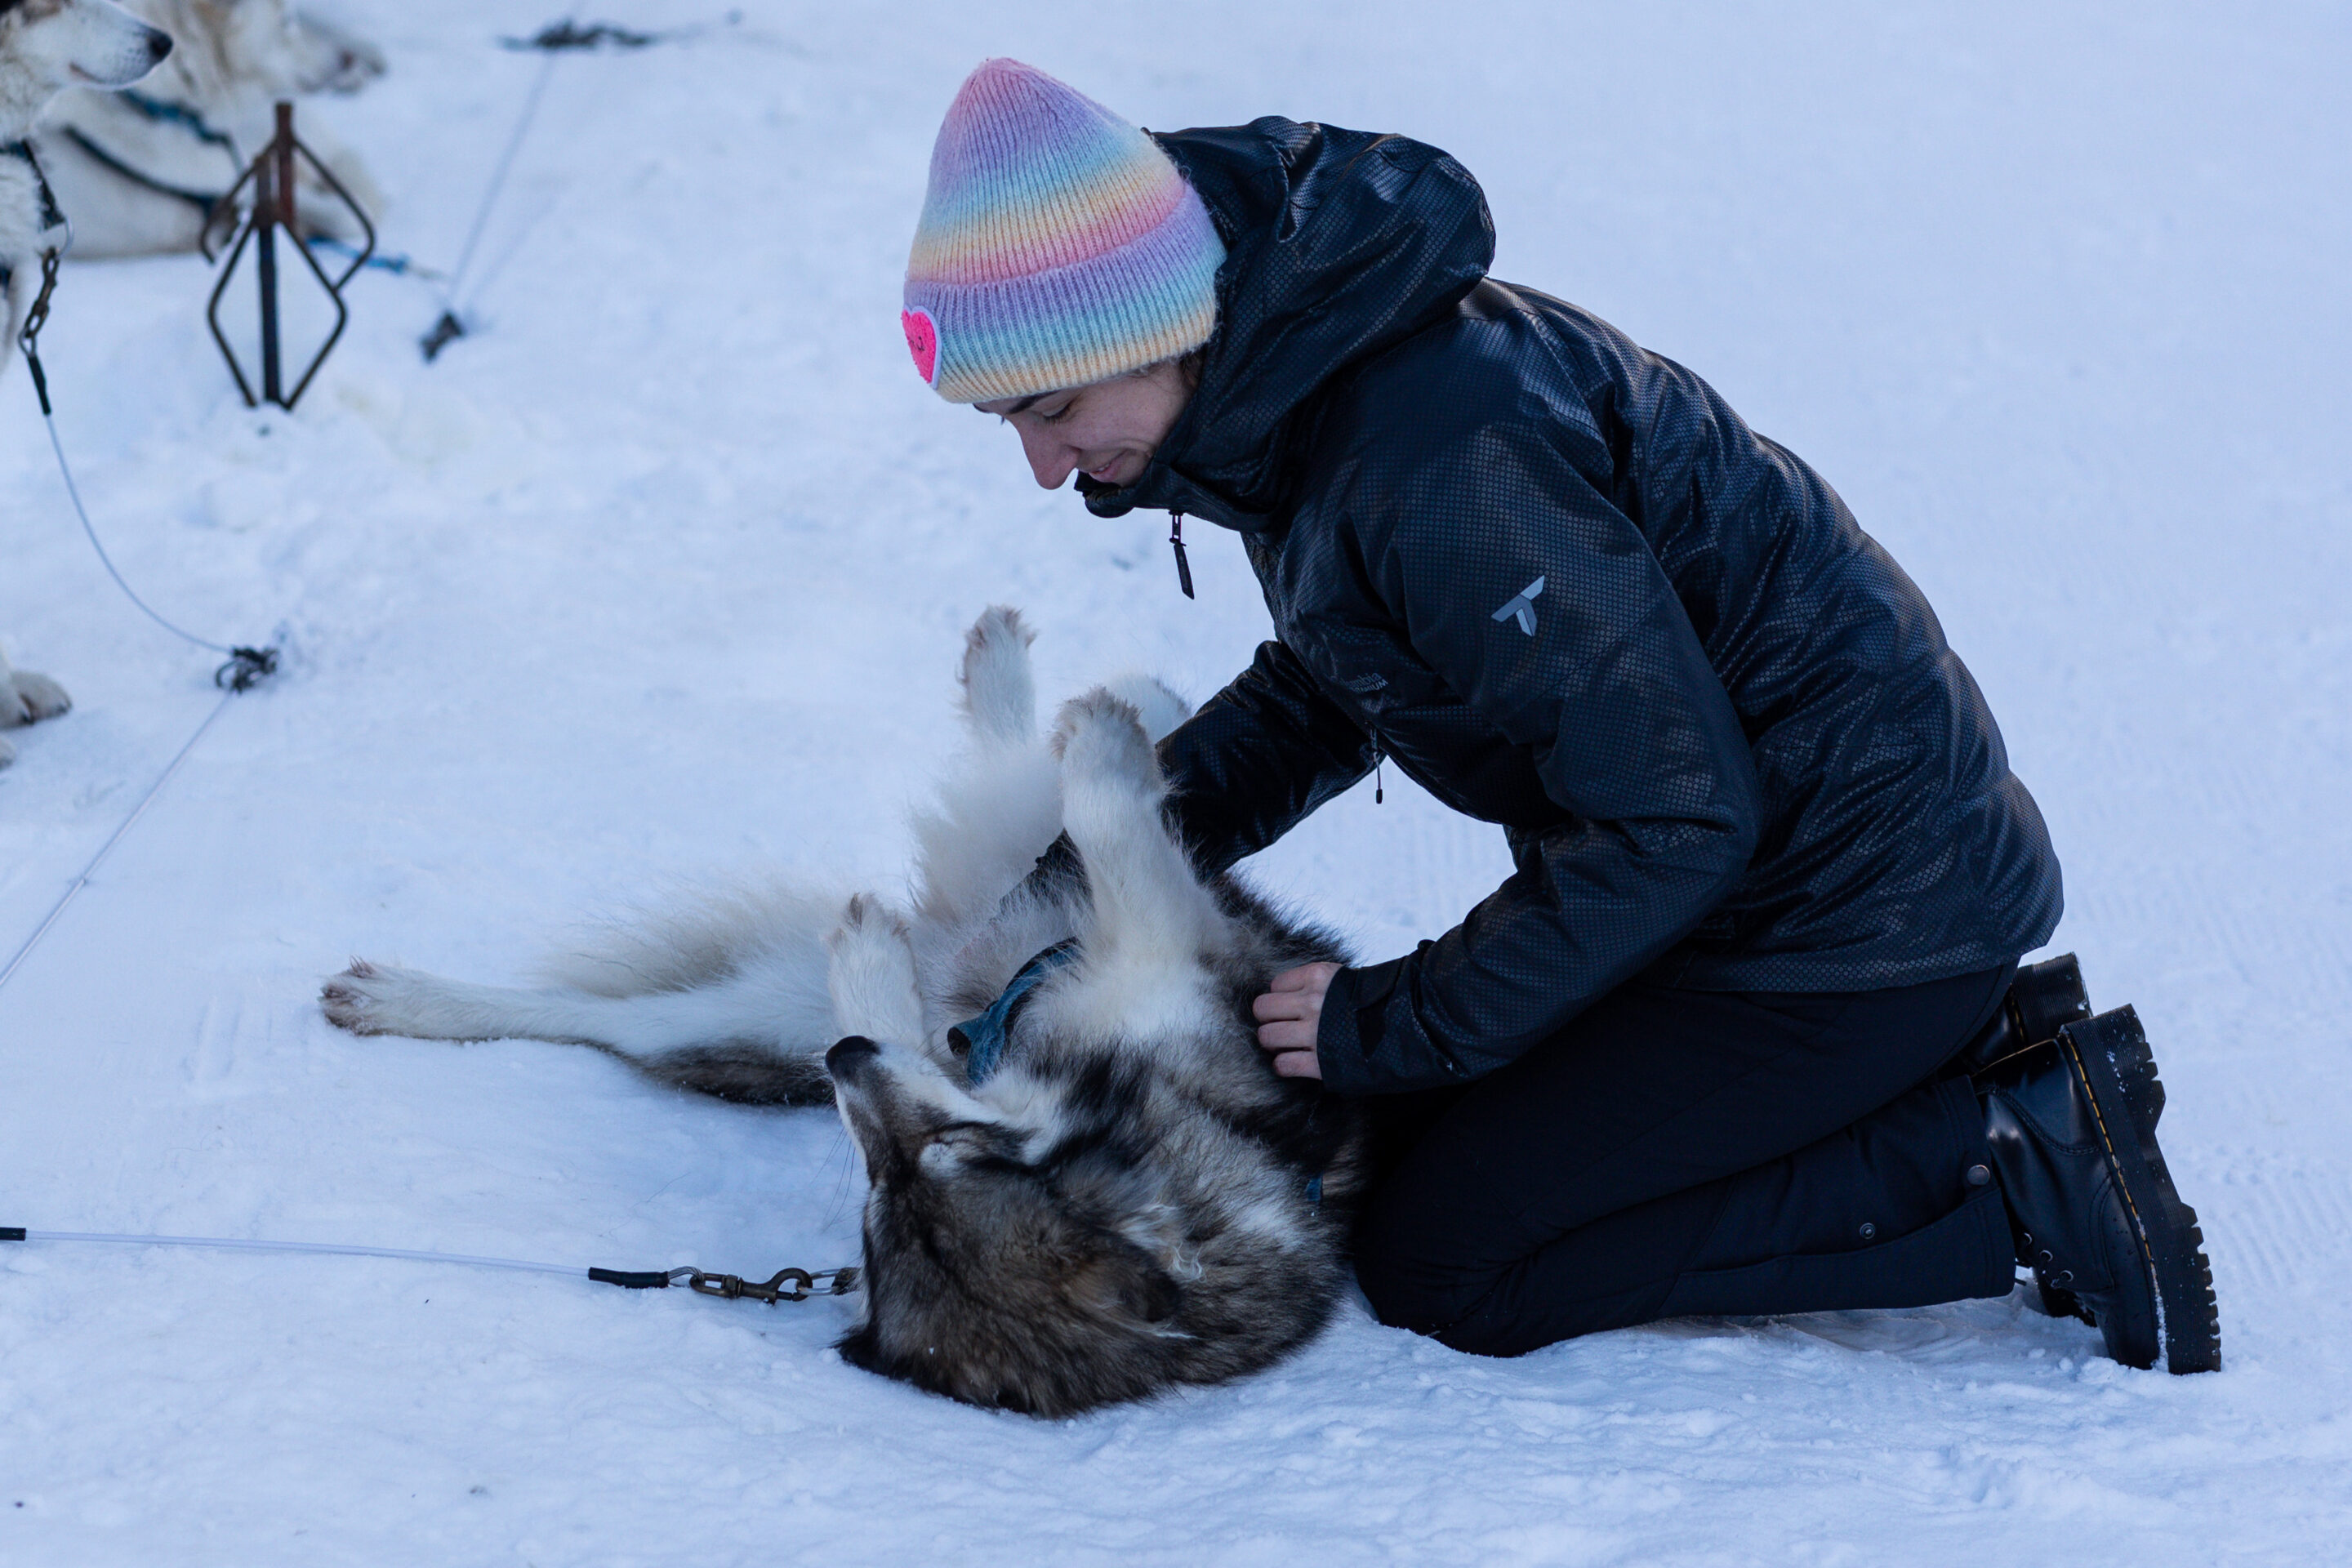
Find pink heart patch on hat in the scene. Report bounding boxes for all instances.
[902,308,939,385]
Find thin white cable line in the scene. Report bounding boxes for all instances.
[42,412,234,655]
[0,688,237,996]
[12,1230,589,1278]
[440,27,568,314]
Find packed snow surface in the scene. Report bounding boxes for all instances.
[3,2,2348,1562]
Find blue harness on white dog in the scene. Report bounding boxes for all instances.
[947,941,1078,1085]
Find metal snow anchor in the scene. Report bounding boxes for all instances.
[203,101,376,411]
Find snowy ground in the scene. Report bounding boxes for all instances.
[2,1,2348,1561]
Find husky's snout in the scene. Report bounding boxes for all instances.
[826,1035,880,1081]
[826,1032,976,1174]
[826,1035,893,1167]
[42,0,177,91]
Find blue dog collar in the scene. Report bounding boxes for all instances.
[947,940,1078,1085]
[952,941,1333,1209]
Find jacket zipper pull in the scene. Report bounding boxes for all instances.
[1373,745,1384,804]
[1169,511,1195,599]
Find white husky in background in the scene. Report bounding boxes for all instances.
[32,0,382,257]
[2,0,174,764]
[2,0,172,339]
[324,609,1373,1416]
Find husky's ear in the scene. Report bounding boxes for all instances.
[1062,1241,1183,1328]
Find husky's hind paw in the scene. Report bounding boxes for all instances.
[1052,688,1158,790]
[3,668,71,728]
[321,959,438,1037]
[959,605,1037,746]
[826,895,925,1045]
[10,669,71,724]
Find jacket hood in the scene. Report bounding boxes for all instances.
[1080,117,1494,532]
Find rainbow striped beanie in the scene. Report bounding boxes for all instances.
[903,59,1225,403]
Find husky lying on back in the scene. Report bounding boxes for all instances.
[323,608,1368,1416]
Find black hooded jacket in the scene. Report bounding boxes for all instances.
[1085,118,2060,1095]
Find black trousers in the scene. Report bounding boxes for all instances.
[1351,964,2020,1356]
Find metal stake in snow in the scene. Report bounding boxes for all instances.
[0,1227,858,1303]
[203,100,376,411]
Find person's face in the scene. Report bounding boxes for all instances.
[973,359,1194,491]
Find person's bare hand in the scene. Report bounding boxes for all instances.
[1253,962,1339,1080]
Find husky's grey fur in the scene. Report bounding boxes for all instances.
[323,608,1369,1416]
[31,0,381,258]
[2,0,170,765]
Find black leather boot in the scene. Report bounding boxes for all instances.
[1977,1004,2221,1374]
[1944,952,2090,1320]
[1945,952,2094,1078]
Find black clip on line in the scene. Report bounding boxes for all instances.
[592,1264,863,1303]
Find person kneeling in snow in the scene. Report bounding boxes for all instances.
[897,59,2219,1374]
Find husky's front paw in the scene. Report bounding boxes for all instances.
[321,959,434,1036]
[1053,688,1159,790]
[3,668,69,727]
[959,605,1036,746]
[1102,674,1191,745]
[826,895,925,1045]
